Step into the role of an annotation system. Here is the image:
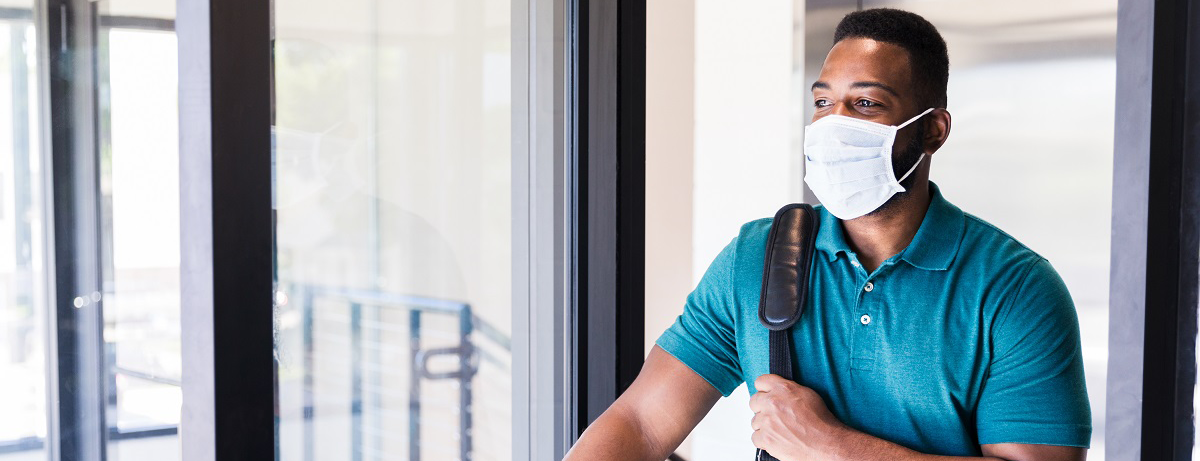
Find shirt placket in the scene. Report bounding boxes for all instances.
[849,255,890,371]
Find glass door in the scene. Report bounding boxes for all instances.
[272,1,514,460]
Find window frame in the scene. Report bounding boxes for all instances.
[38,1,108,460]
[7,2,182,458]
[176,0,274,458]
[511,0,576,457]
[573,0,647,436]
[1109,0,1200,459]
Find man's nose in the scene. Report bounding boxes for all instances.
[830,102,854,117]
[812,102,854,123]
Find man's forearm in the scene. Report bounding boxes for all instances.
[828,427,1004,461]
[750,375,1083,461]
[825,426,1084,461]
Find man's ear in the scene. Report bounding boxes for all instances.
[924,108,952,155]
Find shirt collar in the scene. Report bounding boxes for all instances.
[813,182,964,271]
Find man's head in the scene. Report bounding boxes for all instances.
[810,8,952,213]
[834,9,948,110]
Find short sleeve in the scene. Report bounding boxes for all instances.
[976,258,1092,447]
[655,237,744,397]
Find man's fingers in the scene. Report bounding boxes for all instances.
[751,374,790,413]
[754,373,786,392]
[748,390,766,413]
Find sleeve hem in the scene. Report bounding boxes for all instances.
[655,331,741,397]
[977,423,1092,448]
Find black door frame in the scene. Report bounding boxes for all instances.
[571,0,647,436]
[176,0,275,459]
[1107,0,1200,458]
[1126,0,1200,458]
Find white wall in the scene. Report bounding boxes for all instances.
[645,0,800,458]
[692,1,798,458]
[646,0,696,361]
[645,0,696,456]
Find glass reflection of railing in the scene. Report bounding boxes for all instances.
[290,286,512,461]
[0,287,512,460]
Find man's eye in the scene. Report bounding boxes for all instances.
[855,100,880,107]
[814,99,831,108]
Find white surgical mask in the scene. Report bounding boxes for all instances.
[803,108,935,220]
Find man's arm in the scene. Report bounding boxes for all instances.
[819,422,1086,461]
[750,374,1086,461]
[564,346,723,461]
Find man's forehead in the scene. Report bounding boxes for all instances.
[816,38,913,90]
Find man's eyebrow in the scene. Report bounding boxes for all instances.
[851,81,900,97]
[809,80,900,97]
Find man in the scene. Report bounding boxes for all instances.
[564,8,1090,461]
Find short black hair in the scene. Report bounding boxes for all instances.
[834,8,949,108]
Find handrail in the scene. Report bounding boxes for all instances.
[300,285,513,352]
[302,285,470,314]
[113,366,181,387]
[296,285,513,461]
[0,286,516,458]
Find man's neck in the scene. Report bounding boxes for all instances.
[841,181,932,273]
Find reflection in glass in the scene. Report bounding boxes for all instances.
[273,1,513,460]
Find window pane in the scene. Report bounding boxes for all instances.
[95,2,181,460]
[273,1,513,460]
[0,15,48,461]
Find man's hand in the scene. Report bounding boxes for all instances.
[749,374,849,461]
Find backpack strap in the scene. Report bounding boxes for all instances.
[759,203,819,334]
[755,203,819,461]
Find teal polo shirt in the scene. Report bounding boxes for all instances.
[656,183,1091,456]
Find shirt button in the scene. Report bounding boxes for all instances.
[864,282,874,292]
[860,314,871,325]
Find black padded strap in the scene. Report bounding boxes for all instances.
[755,204,818,461]
[758,204,819,331]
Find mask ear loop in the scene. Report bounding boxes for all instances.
[896,153,926,185]
[896,107,936,129]
[892,108,935,187]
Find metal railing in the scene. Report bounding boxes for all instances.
[293,285,511,461]
[0,287,512,461]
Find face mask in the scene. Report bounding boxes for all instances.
[803,108,935,220]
